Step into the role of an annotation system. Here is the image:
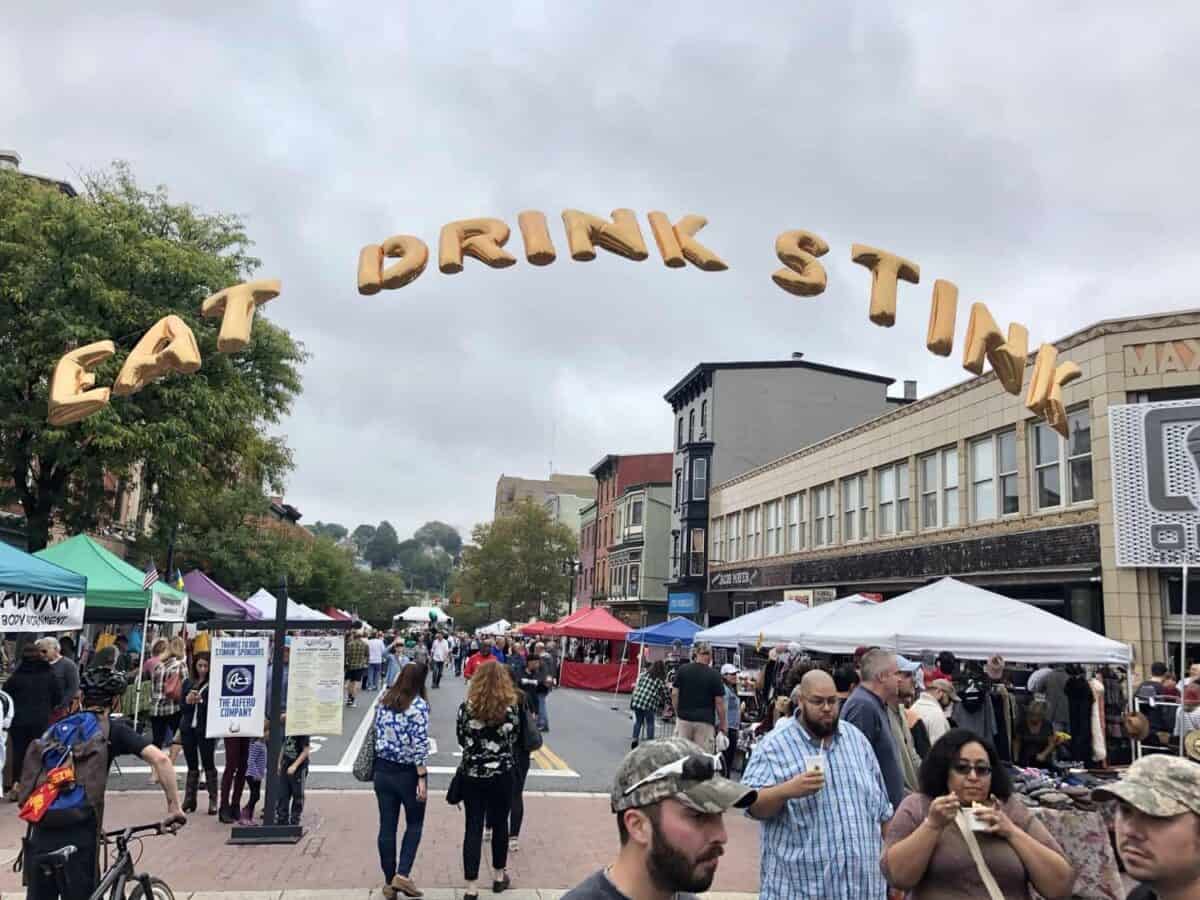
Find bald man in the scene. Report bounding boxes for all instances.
[741,669,893,899]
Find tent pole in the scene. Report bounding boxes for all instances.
[132,604,150,730]
[1181,564,1189,758]
[1127,663,1139,762]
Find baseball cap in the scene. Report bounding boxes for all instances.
[896,654,922,674]
[612,737,757,814]
[720,663,739,676]
[1091,754,1200,817]
[929,678,961,702]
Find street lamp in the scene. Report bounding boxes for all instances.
[560,557,582,611]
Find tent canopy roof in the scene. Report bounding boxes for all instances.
[246,589,330,621]
[36,535,185,611]
[550,607,630,641]
[398,606,451,623]
[799,578,1132,664]
[694,599,815,648]
[182,571,261,620]
[477,619,511,635]
[629,617,703,646]
[0,540,86,597]
[517,620,550,635]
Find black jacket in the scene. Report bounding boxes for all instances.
[6,659,62,730]
[179,677,211,737]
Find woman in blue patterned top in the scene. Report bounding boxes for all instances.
[372,661,430,899]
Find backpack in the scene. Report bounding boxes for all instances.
[18,711,111,828]
[163,661,183,703]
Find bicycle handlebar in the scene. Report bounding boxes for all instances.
[103,815,187,841]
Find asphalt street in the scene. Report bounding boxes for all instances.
[108,666,641,794]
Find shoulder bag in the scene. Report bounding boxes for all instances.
[352,707,379,782]
[954,810,1005,900]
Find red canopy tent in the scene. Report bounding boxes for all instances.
[517,619,551,636]
[324,607,355,621]
[549,607,637,692]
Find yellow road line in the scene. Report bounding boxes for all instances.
[532,745,569,770]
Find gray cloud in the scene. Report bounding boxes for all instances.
[4,2,1199,539]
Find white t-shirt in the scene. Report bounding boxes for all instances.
[431,638,450,662]
[367,638,385,664]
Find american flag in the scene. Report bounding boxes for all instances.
[142,560,159,590]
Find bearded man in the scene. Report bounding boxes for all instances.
[741,669,894,900]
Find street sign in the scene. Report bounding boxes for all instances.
[1110,399,1200,567]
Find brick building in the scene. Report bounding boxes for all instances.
[707,310,1200,670]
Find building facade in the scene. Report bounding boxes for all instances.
[707,310,1200,670]
[494,473,595,518]
[575,501,597,612]
[663,358,907,622]
[543,492,591,538]
[604,483,673,627]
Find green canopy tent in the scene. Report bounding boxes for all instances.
[35,534,187,623]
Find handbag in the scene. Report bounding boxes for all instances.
[446,765,464,805]
[522,707,543,753]
[954,810,1005,900]
[352,708,379,782]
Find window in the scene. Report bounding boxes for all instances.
[785,493,803,552]
[671,534,680,576]
[842,474,869,542]
[676,417,683,449]
[689,528,705,575]
[692,458,708,500]
[877,461,911,535]
[710,519,723,562]
[920,447,959,529]
[1031,409,1093,509]
[628,564,639,595]
[764,499,782,555]
[700,400,708,434]
[688,409,695,443]
[812,483,835,546]
[727,513,741,562]
[629,498,643,527]
[674,470,682,510]
[745,506,761,558]
[970,430,1019,521]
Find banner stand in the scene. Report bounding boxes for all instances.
[132,605,151,731]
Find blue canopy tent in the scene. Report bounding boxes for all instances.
[0,540,87,596]
[628,617,703,646]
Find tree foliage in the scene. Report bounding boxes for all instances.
[0,164,305,550]
[365,520,401,570]
[414,520,463,559]
[459,500,576,624]
[350,524,376,557]
[306,521,348,542]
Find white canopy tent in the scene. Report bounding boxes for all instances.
[246,588,332,621]
[397,606,452,624]
[757,594,886,646]
[694,599,814,648]
[477,619,512,635]
[796,578,1133,665]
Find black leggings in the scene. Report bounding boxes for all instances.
[180,729,216,774]
[150,712,181,750]
[462,770,514,881]
[508,753,531,838]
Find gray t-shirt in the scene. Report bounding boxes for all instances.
[840,685,904,810]
[563,869,700,900]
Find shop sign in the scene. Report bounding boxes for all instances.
[1123,341,1200,376]
[709,568,761,590]
[207,635,268,738]
[668,591,700,614]
[149,587,188,623]
[1110,399,1200,567]
[0,591,84,631]
[783,589,813,606]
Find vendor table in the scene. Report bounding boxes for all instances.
[1031,807,1123,900]
[559,659,638,692]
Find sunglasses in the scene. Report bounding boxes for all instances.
[805,697,839,709]
[951,761,992,777]
[622,752,724,797]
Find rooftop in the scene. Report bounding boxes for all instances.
[663,357,895,406]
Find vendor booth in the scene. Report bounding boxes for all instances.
[693,598,811,648]
[0,539,87,631]
[36,535,186,623]
[476,618,511,635]
[247,588,330,622]
[628,617,702,647]
[550,607,636,692]
[516,619,550,636]
[397,605,452,626]
[182,570,261,621]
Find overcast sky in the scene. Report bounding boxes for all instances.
[6,3,1199,541]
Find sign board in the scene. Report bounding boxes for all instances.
[1110,399,1200,567]
[813,588,837,605]
[709,568,761,591]
[783,589,814,607]
[207,635,268,738]
[0,592,85,631]
[285,635,345,736]
[150,588,188,623]
[668,591,700,615]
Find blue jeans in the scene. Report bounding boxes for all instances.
[374,759,426,880]
[632,707,656,742]
[536,692,549,730]
[367,662,382,690]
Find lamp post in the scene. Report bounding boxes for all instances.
[560,558,581,613]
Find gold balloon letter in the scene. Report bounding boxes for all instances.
[358,236,429,294]
[48,340,115,426]
[112,315,202,397]
[561,209,648,262]
[1026,344,1082,437]
[647,213,727,271]
[926,280,958,357]
[851,244,920,326]
[200,279,281,353]
[772,230,829,297]
[439,219,516,274]
[961,303,1029,395]
[517,211,556,266]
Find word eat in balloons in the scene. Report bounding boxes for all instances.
[48,208,1078,436]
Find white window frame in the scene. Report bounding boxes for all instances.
[842,473,869,543]
[1031,408,1094,510]
[727,512,741,563]
[786,492,805,553]
[765,499,782,556]
[746,506,761,558]
[710,518,723,563]
[689,528,705,576]
[812,483,835,546]
[919,446,960,530]
[876,461,911,536]
[970,430,1019,523]
[628,563,639,596]
[629,498,644,527]
[692,458,708,501]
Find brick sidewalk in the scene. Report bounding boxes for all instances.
[0,791,761,895]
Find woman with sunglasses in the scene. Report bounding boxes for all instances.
[882,729,1075,899]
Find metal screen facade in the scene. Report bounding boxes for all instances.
[1110,398,1200,567]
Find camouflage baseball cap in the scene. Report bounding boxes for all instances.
[1091,754,1200,817]
[611,737,757,814]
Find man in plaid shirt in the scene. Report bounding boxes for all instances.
[344,631,370,708]
[630,660,670,747]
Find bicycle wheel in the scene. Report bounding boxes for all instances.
[126,876,175,900]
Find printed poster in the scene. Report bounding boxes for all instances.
[149,588,188,623]
[286,635,345,736]
[207,635,268,738]
[0,592,85,631]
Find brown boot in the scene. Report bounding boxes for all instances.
[391,875,423,898]
[205,767,220,815]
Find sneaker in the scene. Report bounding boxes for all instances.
[508,836,519,852]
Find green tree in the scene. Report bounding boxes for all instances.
[0,164,305,550]
[365,520,401,570]
[352,568,408,628]
[414,520,463,559]
[306,521,348,542]
[459,499,576,623]
[394,538,453,591]
[350,524,376,557]
[290,536,357,613]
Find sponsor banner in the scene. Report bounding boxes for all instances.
[207,635,267,738]
[0,592,85,631]
[149,588,188,623]
[286,635,345,736]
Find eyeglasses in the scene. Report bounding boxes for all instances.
[951,761,992,777]
[805,697,839,708]
[622,752,724,797]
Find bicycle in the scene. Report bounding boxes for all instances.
[33,814,186,900]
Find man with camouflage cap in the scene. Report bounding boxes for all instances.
[561,736,756,899]
[1091,754,1200,899]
